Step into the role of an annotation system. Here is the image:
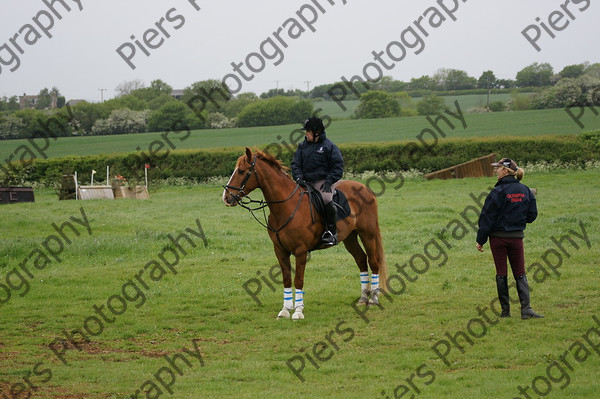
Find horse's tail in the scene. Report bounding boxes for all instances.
[374,222,389,293]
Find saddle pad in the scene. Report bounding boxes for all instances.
[309,187,351,222]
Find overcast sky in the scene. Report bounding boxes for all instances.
[0,0,596,102]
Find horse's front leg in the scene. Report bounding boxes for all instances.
[292,251,308,320]
[274,245,294,319]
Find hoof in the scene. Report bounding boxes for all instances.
[292,312,304,320]
[368,289,380,305]
[292,307,304,320]
[357,289,369,305]
[277,308,291,319]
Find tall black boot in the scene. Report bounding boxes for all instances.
[496,275,510,317]
[321,202,338,246]
[516,274,544,319]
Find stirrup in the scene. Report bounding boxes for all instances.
[321,230,338,246]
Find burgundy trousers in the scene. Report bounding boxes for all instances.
[489,236,526,277]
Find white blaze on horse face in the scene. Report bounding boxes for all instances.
[223,167,239,206]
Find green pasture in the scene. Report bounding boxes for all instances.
[1,107,599,162]
[422,92,534,110]
[1,168,599,398]
[312,99,360,119]
[314,93,534,119]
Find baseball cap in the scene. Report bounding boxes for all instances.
[491,158,518,171]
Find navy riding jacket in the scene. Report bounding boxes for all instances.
[476,176,538,245]
[291,131,344,185]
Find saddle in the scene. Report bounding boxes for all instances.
[305,185,351,223]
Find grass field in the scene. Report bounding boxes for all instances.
[1,107,599,162]
[313,93,535,119]
[1,168,599,398]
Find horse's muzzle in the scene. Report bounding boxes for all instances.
[222,187,241,207]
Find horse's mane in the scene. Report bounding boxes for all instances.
[235,149,292,179]
[255,150,290,173]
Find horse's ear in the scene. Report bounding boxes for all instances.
[245,147,253,162]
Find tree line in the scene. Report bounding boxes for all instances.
[0,62,598,140]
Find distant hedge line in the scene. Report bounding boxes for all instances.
[2,134,599,186]
[407,87,538,98]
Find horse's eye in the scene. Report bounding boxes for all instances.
[238,169,245,175]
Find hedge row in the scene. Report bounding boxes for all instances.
[407,87,539,98]
[2,134,599,186]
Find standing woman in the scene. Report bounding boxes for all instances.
[476,158,543,319]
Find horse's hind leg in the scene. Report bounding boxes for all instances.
[343,231,369,305]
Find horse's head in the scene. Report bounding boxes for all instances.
[222,148,260,207]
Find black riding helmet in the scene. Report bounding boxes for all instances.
[302,117,325,134]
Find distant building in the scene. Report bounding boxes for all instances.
[19,94,39,109]
[171,89,184,100]
[19,92,58,110]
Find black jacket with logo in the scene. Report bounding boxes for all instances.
[476,176,538,245]
[291,131,344,185]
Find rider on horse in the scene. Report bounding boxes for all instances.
[292,117,344,247]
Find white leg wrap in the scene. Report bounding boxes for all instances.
[277,287,294,319]
[358,271,370,305]
[371,274,379,292]
[283,287,293,310]
[369,274,380,305]
[360,272,369,292]
[292,289,304,320]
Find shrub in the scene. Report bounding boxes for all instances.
[488,101,506,112]
[0,114,26,139]
[416,94,446,115]
[355,91,400,119]
[579,130,600,150]
[147,101,205,132]
[237,97,313,127]
[91,108,149,135]
[509,94,532,111]
[207,112,237,129]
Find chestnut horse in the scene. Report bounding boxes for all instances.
[222,148,388,320]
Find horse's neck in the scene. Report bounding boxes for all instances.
[258,165,296,205]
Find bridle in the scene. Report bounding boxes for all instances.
[223,155,258,202]
[222,155,313,252]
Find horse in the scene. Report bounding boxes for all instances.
[222,147,388,320]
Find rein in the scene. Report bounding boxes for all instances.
[223,156,314,251]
